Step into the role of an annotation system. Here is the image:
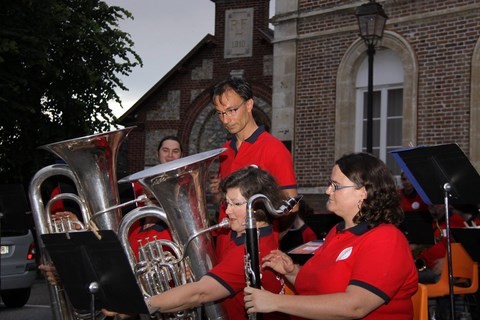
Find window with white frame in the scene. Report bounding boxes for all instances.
[355,49,404,175]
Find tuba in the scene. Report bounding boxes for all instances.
[28,127,134,320]
[118,206,229,320]
[119,148,229,320]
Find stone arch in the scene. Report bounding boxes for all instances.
[470,38,480,171]
[335,31,418,160]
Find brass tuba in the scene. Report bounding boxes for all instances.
[28,127,134,320]
[119,148,228,320]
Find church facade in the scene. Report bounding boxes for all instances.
[119,0,480,210]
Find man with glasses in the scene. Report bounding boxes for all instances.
[209,76,298,258]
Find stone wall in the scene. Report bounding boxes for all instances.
[274,0,480,191]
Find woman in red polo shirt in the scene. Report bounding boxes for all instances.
[104,166,290,320]
[244,152,418,320]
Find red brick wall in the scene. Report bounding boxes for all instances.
[293,0,480,188]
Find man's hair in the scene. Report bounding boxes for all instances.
[210,76,253,104]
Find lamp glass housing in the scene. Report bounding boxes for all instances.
[355,1,388,46]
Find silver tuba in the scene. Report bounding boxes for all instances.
[28,127,134,320]
[118,206,229,320]
[119,148,228,320]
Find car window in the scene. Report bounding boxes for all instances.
[0,184,31,236]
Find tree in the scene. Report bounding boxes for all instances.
[0,0,142,185]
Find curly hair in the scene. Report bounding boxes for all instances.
[220,166,285,224]
[336,152,403,227]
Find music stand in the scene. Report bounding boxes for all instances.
[287,240,324,265]
[400,212,435,245]
[451,228,480,262]
[42,230,148,317]
[391,143,480,320]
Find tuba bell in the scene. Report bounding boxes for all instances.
[119,148,228,320]
[28,127,134,320]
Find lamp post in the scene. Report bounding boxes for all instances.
[355,0,387,154]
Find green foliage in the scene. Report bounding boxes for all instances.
[0,0,142,184]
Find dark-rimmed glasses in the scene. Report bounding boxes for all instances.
[327,179,357,192]
[216,100,247,118]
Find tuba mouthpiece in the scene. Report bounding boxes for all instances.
[217,217,230,229]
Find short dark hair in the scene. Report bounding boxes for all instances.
[336,152,403,227]
[157,136,183,153]
[221,166,284,224]
[211,76,253,105]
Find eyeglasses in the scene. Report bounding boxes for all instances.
[223,199,248,208]
[327,179,357,192]
[216,100,247,118]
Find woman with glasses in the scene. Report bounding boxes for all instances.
[103,166,289,320]
[244,152,418,320]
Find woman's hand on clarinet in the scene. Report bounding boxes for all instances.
[244,287,278,314]
[261,250,297,276]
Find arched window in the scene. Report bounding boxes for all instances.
[336,31,418,176]
[355,49,404,173]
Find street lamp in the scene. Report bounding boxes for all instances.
[355,0,388,154]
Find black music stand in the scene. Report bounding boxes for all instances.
[451,228,480,262]
[391,143,480,320]
[400,212,435,245]
[41,230,148,317]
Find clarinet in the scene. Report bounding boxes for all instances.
[244,194,303,320]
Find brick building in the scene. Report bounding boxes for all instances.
[272,0,480,195]
[119,0,480,211]
[118,0,276,175]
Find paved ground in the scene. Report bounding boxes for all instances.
[0,276,53,320]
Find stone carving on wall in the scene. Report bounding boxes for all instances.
[224,8,253,58]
